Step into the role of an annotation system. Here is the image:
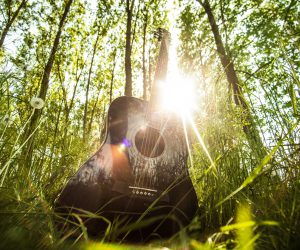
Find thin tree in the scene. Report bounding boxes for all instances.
[197,0,266,158]
[83,27,101,141]
[142,7,148,100]
[109,49,117,104]
[124,0,135,96]
[0,0,27,49]
[23,0,74,167]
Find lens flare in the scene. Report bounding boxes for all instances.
[160,74,196,117]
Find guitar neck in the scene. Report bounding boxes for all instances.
[149,29,171,113]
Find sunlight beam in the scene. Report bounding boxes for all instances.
[188,114,216,170]
[182,115,195,176]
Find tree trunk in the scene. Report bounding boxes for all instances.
[124,0,135,96]
[0,0,27,49]
[198,0,266,159]
[57,58,82,144]
[142,9,148,100]
[109,49,117,104]
[83,29,101,141]
[87,89,100,137]
[131,0,140,46]
[148,47,152,95]
[48,100,63,169]
[23,0,74,168]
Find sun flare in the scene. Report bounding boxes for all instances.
[160,74,196,117]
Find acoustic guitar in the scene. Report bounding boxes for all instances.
[55,28,198,242]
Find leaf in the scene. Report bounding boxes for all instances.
[217,122,299,207]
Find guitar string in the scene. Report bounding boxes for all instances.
[146,119,160,189]
[135,29,161,189]
[140,29,170,190]
[134,29,170,193]
[136,30,162,190]
[134,49,155,189]
[146,120,157,188]
[132,33,152,189]
[137,114,149,188]
[139,30,166,189]
[141,30,170,190]
[146,113,171,189]
[134,34,154,189]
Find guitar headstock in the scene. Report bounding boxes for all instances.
[149,28,171,111]
[154,28,171,42]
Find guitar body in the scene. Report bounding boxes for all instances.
[55,96,198,241]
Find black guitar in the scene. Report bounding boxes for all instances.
[55,28,198,242]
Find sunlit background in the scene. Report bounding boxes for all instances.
[156,2,215,170]
[1,0,300,248]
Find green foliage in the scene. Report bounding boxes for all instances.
[1,0,300,249]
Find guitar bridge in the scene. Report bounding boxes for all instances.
[128,186,157,197]
[112,181,169,202]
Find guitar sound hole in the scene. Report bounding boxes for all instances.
[135,127,165,158]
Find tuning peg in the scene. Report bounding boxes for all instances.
[154,28,171,41]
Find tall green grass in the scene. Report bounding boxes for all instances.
[1,54,300,250]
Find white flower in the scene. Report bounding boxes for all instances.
[30,97,44,109]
